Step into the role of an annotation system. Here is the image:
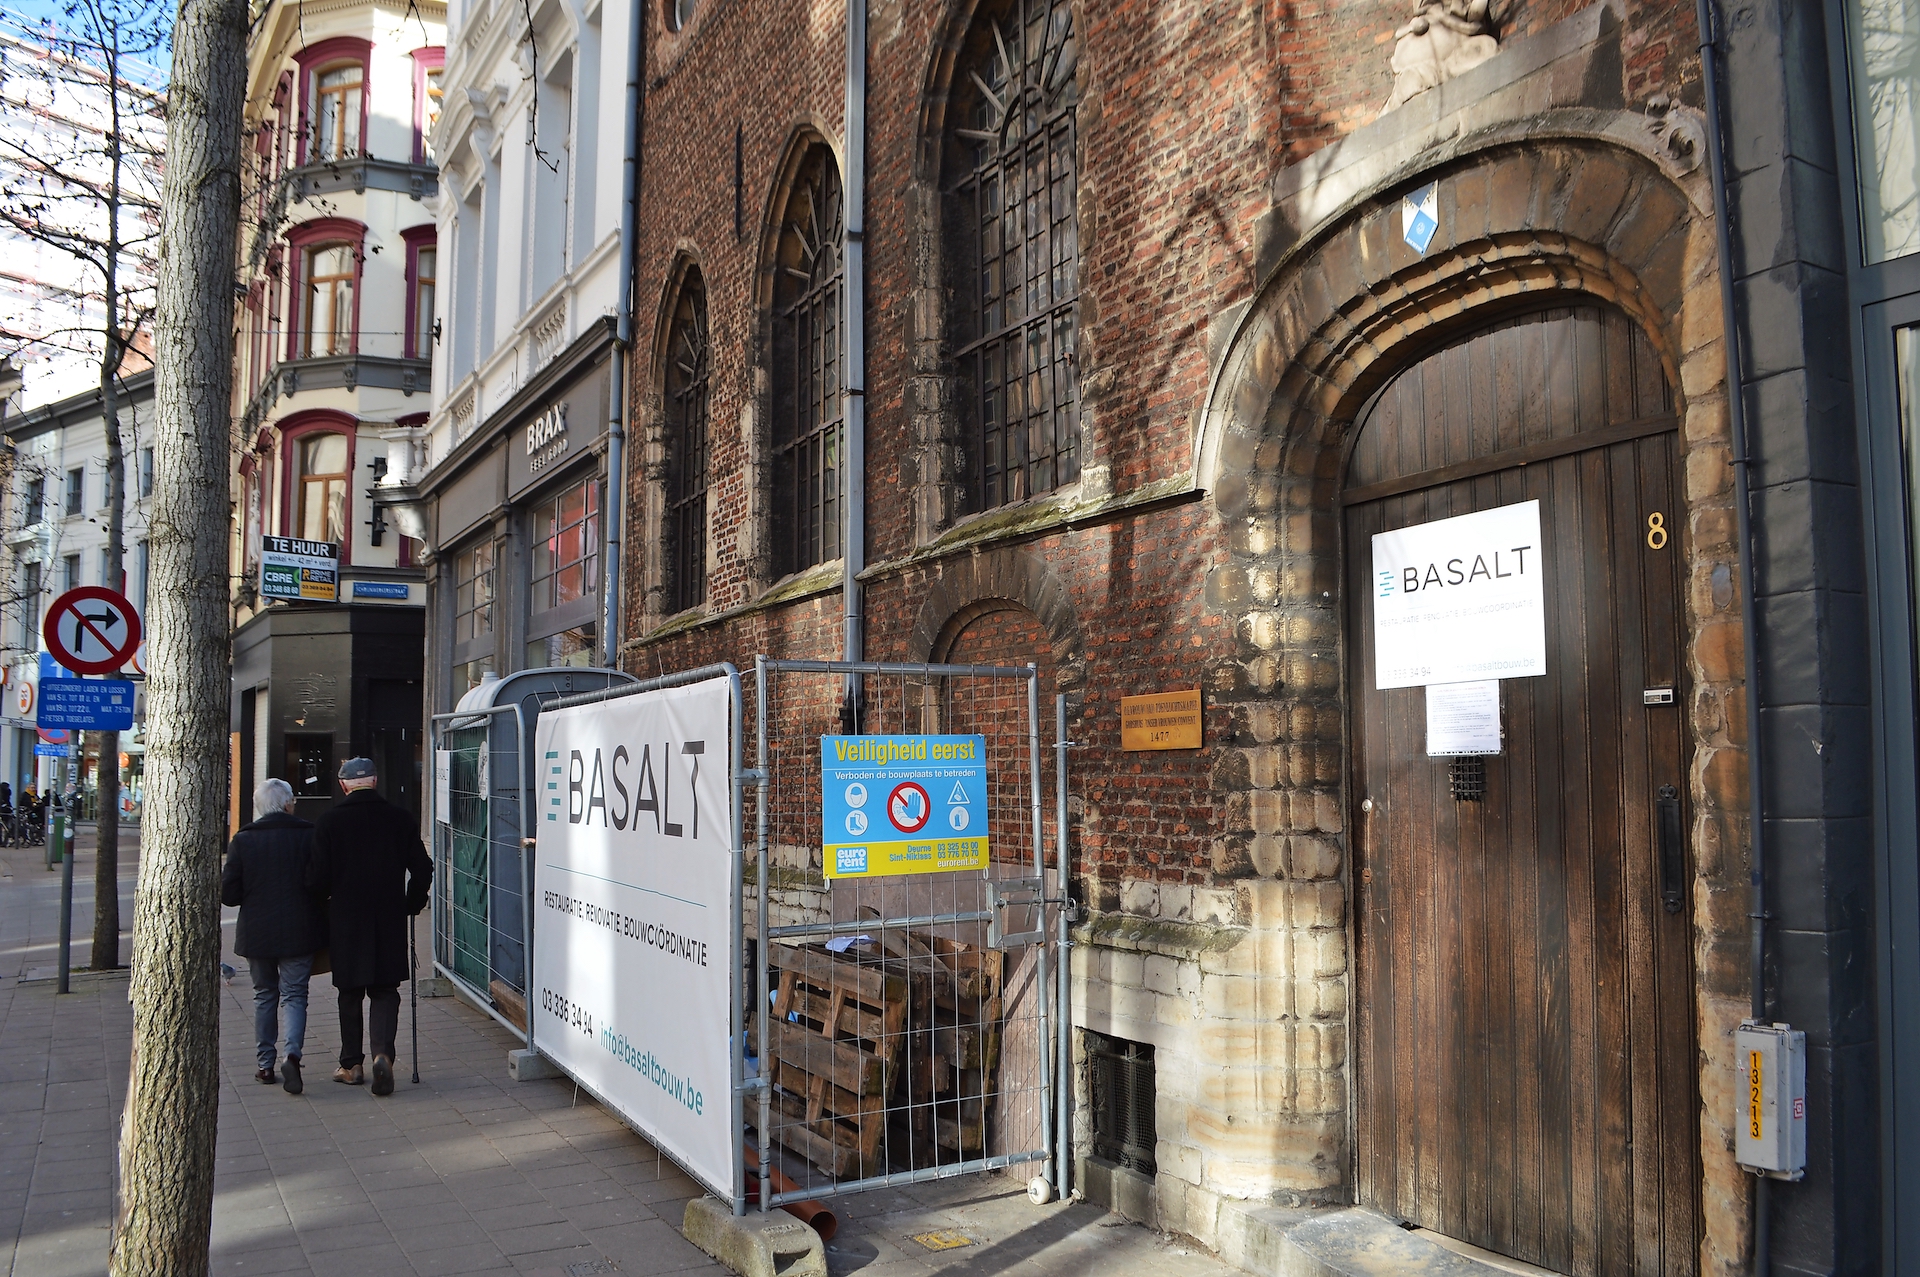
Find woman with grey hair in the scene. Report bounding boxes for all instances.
[220,778,326,1093]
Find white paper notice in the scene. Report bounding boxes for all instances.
[1426,680,1502,756]
[433,750,452,824]
[1371,500,1547,689]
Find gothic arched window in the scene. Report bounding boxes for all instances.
[949,0,1079,512]
[772,146,844,575]
[665,271,710,612]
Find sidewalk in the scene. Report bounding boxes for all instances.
[0,830,1237,1277]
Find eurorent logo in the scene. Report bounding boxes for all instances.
[836,846,869,875]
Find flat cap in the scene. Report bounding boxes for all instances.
[337,757,377,780]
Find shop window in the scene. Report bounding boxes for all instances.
[453,539,496,680]
[312,61,364,161]
[1087,1030,1156,1176]
[665,271,710,612]
[284,733,334,801]
[949,0,1080,511]
[527,478,599,668]
[301,242,357,358]
[64,467,83,516]
[771,145,844,575]
[297,432,350,544]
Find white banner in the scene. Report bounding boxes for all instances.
[531,677,735,1200]
[1371,499,1547,689]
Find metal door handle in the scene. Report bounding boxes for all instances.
[1657,784,1683,914]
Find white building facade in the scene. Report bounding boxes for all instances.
[226,0,447,823]
[409,0,633,717]
[3,370,154,807]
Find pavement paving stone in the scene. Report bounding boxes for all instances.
[0,831,1249,1277]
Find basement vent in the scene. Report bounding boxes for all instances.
[1088,1030,1156,1176]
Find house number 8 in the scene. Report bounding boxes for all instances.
[1646,511,1668,550]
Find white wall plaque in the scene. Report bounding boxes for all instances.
[1372,499,1546,689]
[1426,680,1502,756]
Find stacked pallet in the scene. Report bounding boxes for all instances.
[895,934,1004,1165]
[765,942,907,1179]
[763,932,1008,1180]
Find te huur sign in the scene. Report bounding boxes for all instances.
[1120,688,1203,751]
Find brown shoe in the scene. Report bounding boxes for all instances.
[255,1066,277,1085]
[333,1064,364,1086]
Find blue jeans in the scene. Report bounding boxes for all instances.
[248,954,313,1070]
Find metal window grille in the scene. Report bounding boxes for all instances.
[772,148,844,575]
[951,0,1079,512]
[1449,757,1486,802]
[1087,1030,1155,1175]
[666,275,710,613]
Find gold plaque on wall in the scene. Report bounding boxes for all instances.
[1120,688,1203,751]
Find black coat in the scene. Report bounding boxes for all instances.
[308,789,431,989]
[221,811,326,959]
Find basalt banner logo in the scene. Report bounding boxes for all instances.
[1370,499,1547,690]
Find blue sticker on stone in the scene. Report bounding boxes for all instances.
[1402,183,1438,255]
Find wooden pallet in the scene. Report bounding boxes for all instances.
[889,933,1006,1163]
[765,943,909,1178]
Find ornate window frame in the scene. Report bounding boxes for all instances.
[275,409,358,564]
[284,216,367,361]
[293,37,373,166]
[662,267,711,614]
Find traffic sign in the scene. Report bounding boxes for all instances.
[43,586,141,675]
[821,735,990,880]
[37,726,70,746]
[34,743,72,758]
[37,677,135,730]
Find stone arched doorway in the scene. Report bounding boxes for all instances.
[1190,135,1749,1274]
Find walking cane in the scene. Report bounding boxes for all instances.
[409,916,420,1084]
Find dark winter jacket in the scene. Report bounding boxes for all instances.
[220,811,326,959]
[308,788,431,989]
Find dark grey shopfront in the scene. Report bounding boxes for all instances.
[422,322,614,719]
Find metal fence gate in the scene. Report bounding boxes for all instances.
[749,658,1072,1212]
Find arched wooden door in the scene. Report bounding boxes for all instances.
[1344,305,1701,1275]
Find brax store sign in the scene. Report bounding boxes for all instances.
[506,358,610,499]
[1371,500,1546,689]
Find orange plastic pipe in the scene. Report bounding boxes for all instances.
[743,1144,838,1242]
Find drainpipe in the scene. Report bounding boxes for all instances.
[1692,0,1772,1269]
[603,0,644,668]
[841,0,867,711]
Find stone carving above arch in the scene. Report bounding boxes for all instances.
[905,547,1086,712]
[1197,138,1714,496]
[1383,0,1500,113]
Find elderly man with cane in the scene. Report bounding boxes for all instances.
[309,757,431,1096]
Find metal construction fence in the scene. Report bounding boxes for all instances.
[749,658,1072,1213]
[426,658,1074,1218]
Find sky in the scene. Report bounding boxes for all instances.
[1,0,171,86]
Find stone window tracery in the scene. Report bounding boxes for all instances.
[949,0,1080,512]
[665,272,710,613]
[771,146,844,575]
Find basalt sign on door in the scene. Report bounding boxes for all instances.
[1370,499,1546,689]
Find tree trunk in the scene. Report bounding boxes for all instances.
[108,0,246,1267]
[92,17,129,974]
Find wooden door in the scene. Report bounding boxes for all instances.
[1346,306,1700,1276]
